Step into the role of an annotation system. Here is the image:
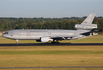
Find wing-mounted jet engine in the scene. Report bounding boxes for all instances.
[36,37,53,42]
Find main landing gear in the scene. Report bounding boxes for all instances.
[51,39,60,44]
[51,42,60,44]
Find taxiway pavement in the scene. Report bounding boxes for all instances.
[0,43,103,46]
[0,66,103,69]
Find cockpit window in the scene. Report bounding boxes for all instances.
[4,32,8,34]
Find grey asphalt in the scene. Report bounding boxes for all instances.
[0,43,103,46]
[0,66,103,69]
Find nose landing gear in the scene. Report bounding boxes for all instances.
[16,40,18,44]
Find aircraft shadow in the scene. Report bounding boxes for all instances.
[0,43,103,46]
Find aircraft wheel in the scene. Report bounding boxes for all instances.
[51,42,55,44]
[56,42,60,44]
[51,42,60,44]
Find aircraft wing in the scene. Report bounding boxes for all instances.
[50,35,75,40]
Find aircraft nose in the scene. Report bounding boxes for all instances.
[2,33,8,38]
[2,32,9,38]
[2,34,6,37]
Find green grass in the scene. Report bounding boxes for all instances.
[0,51,103,55]
[0,46,103,67]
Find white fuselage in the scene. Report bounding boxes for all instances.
[2,29,83,40]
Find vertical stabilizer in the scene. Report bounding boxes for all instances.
[81,13,96,24]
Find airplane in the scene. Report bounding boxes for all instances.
[2,13,98,44]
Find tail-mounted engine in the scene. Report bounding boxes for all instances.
[75,24,97,30]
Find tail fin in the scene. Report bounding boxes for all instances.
[81,13,96,24]
[75,13,97,30]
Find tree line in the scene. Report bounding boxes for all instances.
[0,17,103,34]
